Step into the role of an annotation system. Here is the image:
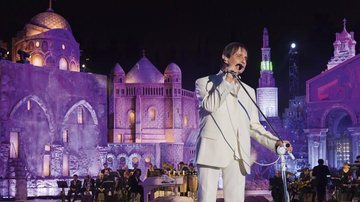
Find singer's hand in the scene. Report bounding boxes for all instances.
[224,65,241,83]
[275,140,293,153]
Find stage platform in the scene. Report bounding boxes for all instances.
[0,190,273,202]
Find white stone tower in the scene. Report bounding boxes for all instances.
[256,28,278,121]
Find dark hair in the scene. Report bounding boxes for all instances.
[318,159,324,165]
[221,42,247,69]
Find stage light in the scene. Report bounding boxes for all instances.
[291,43,296,49]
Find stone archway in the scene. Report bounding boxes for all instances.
[325,108,353,168]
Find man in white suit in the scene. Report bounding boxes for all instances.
[195,42,292,202]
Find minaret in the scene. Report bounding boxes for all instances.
[256,28,278,121]
[327,18,357,69]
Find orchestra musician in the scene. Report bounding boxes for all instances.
[82,175,96,201]
[312,159,330,202]
[115,170,131,202]
[338,162,354,201]
[95,173,106,202]
[101,163,112,174]
[129,169,144,202]
[269,171,284,202]
[354,155,360,180]
[298,168,315,202]
[67,174,82,202]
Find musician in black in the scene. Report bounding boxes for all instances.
[115,170,131,202]
[298,168,315,202]
[339,162,353,185]
[354,155,360,180]
[338,162,354,201]
[129,168,144,202]
[312,159,330,202]
[67,174,82,202]
[82,175,96,199]
[101,163,112,174]
[269,171,284,202]
[95,172,106,202]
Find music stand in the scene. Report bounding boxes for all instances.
[57,181,68,202]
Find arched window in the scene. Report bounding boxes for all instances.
[132,157,139,169]
[59,57,68,70]
[10,132,19,158]
[148,107,157,121]
[63,130,69,143]
[32,54,44,67]
[77,107,84,124]
[43,154,50,176]
[70,62,76,71]
[119,156,127,169]
[62,154,69,176]
[184,115,188,128]
[129,111,135,126]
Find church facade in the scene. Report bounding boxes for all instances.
[305,20,360,168]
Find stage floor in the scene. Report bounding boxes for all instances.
[0,190,273,202]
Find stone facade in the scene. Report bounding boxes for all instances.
[0,9,199,198]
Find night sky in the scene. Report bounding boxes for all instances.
[2,0,360,112]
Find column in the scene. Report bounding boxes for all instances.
[304,128,328,168]
[348,126,360,162]
[135,94,142,143]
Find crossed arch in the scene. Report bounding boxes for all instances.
[63,100,98,125]
[9,95,55,133]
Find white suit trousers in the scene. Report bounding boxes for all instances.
[197,159,246,202]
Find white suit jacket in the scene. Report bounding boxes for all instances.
[195,72,279,174]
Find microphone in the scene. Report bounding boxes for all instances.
[224,64,244,76]
[223,70,237,75]
[285,143,295,160]
[236,64,244,70]
[276,143,295,160]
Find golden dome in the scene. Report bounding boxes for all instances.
[29,10,71,32]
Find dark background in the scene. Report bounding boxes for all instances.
[2,0,360,113]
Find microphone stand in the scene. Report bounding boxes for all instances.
[233,73,293,202]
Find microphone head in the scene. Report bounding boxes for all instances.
[236,64,244,69]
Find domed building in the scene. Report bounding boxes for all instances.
[12,8,80,71]
[0,7,198,199]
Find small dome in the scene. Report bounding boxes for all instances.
[125,56,164,83]
[113,63,125,75]
[164,63,181,74]
[29,10,72,32]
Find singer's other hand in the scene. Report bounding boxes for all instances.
[275,140,293,153]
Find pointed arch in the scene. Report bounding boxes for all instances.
[9,95,55,133]
[64,100,98,125]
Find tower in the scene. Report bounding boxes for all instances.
[289,43,299,99]
[109,63,126,143]
[327,18,357,69]
[164,63,183,133]
[256,28,278,121]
